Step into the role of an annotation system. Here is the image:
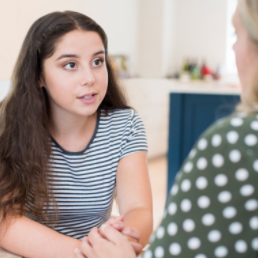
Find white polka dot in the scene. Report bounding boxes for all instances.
[170,184,179,196]
[253,160,258,172]
[184,162,193,173]
[212,154,224,168]
[156,226,165,239]
[212,134,222,147]
[226,131,239,144]
[197,196,211,209]
[240,184,255,197]
[229,222,243,234]
[235,168,249,181]
[168,202,177,215]
[251,237,258,251]
[222,206,237,219]
[182,219,195,232]
[249,216,258,230]
[245,134,258,146]
[195,255,207,258]
[169,243,181,256]
[251,120,258,131]
[189,149,197,159]
[230,117,243,127]
[154,246,164,258]
[214,174,228,187]
[208,230,221,243]
[235,240,247,253]
[196,177,208,190]
[196,158,208,170]
[198,138,208,150]
[245,199,258,211]
[218,191,232,203]
[181,199,192,212]
[188,237,201,250]
[181,179,191,192]
[143,250,152,258]
[202,213,215,226]
[214,246,228,257]
[167,222,178,236]
[229,150,241,163]
[149,233,155,243]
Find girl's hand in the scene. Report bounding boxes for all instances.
[104,216,142,253]
[105,215,124,232]
[75,225,138,258]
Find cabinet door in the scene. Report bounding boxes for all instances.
[167,93,240,196]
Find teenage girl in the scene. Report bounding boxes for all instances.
[0,11,153,258]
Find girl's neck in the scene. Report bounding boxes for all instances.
[48,110,98,152]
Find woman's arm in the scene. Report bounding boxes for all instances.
[0,216,81,258]
[116,151,153,247]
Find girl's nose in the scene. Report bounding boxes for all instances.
[81,66,95,86]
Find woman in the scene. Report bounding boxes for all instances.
[0,11,152,258]
[76,0,258,257]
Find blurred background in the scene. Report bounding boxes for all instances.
[0,0,241,230]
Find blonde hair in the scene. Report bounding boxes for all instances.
[237,0,258,113]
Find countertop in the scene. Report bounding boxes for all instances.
[122,78,241,95]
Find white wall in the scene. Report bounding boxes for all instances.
[172,0,228,72]
[136,0,164,78]
[0,0,139,80]
[135,0,228,77]
[0,0,231,80]
[136,0,176,78]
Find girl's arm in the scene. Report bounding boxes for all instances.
[0,216,80,258]
[116,151,153,247]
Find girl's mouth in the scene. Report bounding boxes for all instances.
[78,93,97,104]
[83,95,94,100]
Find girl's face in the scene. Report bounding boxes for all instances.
[233,9,258,96]
[41,30,108,118]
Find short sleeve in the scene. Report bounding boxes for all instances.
[142,114,258,258]
[119,111,148,160]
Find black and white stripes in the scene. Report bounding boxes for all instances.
[28,109,148,239]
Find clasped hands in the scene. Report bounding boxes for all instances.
[74,216,141,258]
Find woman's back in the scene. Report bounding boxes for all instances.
[146,113,258,257]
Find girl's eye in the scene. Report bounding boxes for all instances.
[63,62,77,70]
[92,58,104,67]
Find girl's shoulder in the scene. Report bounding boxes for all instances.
[99,108,142,125]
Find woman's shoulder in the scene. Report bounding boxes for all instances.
[187,112,258,176]
[203,112,258,141]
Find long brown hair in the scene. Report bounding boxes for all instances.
[0,11,129,226]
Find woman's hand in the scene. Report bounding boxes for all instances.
[75,224,138,258]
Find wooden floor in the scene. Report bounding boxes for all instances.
[112,156,167,231]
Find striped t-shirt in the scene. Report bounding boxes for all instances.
[28,109,148,239]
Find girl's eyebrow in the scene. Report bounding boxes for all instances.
[56,50,105,61]
[56,54,79,61]
[93,50,105,56]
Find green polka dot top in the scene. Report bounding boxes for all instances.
[142,113,258,258]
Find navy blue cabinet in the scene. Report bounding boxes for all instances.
[167,93,240,195]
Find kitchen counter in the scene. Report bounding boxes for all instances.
[122,79,241,159]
